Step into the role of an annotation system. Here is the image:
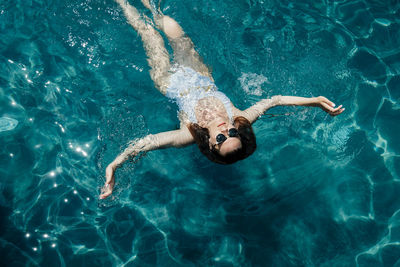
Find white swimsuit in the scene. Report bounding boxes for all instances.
[166,65,233,123]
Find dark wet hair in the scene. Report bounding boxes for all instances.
[188,116,256,164]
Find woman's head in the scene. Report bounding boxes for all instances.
[189,116,256,164]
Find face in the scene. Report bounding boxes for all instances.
[208,121,242,156]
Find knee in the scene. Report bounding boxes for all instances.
[161,16,184,39]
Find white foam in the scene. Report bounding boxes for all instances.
[238,72,270,96]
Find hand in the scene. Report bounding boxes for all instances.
[99,163,117,199]
[315,96,345,116]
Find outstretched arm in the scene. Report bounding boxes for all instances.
[100,127,194,199]
[241,95,344,123]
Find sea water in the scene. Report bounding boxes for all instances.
[0,0,399,266]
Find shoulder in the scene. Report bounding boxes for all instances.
[231,103,247,118]
[178,111,191,124]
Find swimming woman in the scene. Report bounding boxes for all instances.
[100,0,345,199]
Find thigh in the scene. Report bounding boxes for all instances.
[140,24,171,94]
[158,16,212,79]
[169,36,211,79]
[117,0,171,94]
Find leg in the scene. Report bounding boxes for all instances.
[115,0,170,94]
[141,0,212,78]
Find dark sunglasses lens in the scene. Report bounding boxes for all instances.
[216,134,227,144]
[228,128,239,137]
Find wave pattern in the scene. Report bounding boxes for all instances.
[0,0,399,266]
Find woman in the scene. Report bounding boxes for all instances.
[100,0,345,199]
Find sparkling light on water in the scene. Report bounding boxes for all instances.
[1,0,399,266]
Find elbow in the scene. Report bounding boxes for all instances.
[272,95,282,105]
[172,142,184,148]
[171,139,191,148]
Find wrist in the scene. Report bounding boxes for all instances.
[313,96,322,104]
[108,162,117,170]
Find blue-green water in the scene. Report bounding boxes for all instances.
[1,0,400,266]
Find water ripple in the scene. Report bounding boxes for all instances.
[0,0,399,266]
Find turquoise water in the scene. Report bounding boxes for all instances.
[1,0,399,266]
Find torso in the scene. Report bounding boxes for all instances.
[194,96,231,128]
[166,65,244,127]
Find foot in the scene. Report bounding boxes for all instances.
[141,0,162,21]
[141,0,151,10]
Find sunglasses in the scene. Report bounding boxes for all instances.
[215,128,239,145]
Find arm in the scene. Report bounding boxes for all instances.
[241,95,344,124]
[100,128,194,199]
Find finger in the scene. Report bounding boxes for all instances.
[325,104,343,116]
[320,102,333,112]
[99,191,111,199]
[99,186,112,199]
[331,108,345,116]
[100,183,110,192]
[336,108,345,114]
[322,97,335,107]
[331,105,343,112]
[100,184,109,196]
[100,184,108,194]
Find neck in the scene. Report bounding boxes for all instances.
[208,116,230,128]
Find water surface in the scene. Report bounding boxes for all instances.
[1,0,399,266]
